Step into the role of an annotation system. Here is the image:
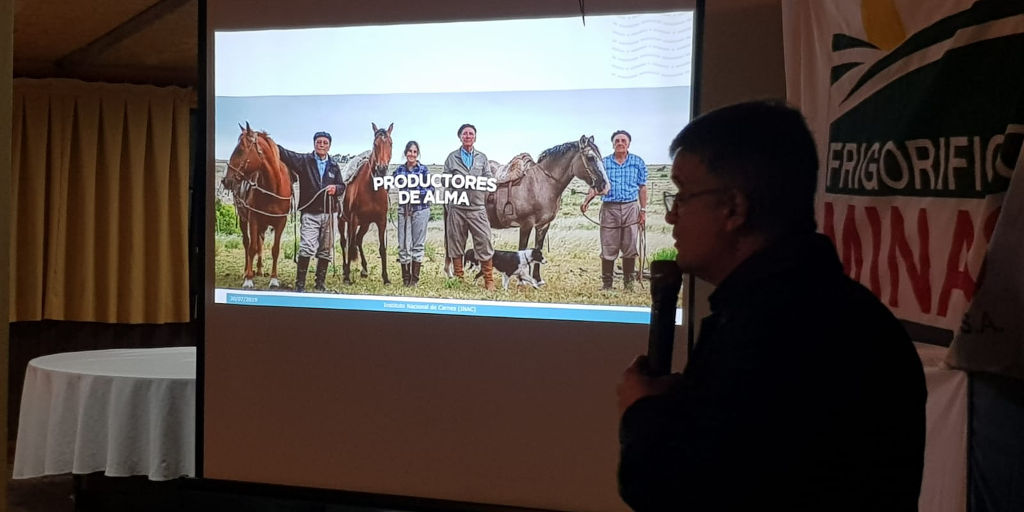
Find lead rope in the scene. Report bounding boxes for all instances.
[287,184,335,264]
[638,219,647,290]
[288,171,297,263]
[327,188,337,279]
[291,195,298,263]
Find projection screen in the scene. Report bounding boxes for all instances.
[204,1,699,510]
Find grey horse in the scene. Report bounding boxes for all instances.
[486,135,610,285]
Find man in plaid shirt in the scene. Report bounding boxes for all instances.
[582,130,648,290]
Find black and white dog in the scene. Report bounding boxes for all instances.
[474,248,548,290]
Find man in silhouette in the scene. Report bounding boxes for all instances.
[617,101,926,511]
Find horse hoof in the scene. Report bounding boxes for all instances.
[383,279,391,285]
[343,277,353,285]
[269,278,280,289]
[537,280,546,287]
[242,279,254,289]
[360,271,368,278]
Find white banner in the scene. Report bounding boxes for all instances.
[783,0,1024,334]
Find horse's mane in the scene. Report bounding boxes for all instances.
[538,138,599,163]
[537,141,576,163]
[234,129,282,168]
[255,130,280,159]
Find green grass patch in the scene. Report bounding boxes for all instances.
[650,247,678,261]
[215,199,241,235]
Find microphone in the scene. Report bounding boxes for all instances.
[647,260,683,376]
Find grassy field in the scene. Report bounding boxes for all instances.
[214,162,679,307]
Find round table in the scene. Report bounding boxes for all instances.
[13,347,196,481]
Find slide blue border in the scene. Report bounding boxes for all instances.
[216,289,682,325]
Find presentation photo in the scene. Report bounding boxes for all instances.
[212,11,693,324]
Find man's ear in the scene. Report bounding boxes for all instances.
[722,189,749,232]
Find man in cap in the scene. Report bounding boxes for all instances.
[278,131,346,292]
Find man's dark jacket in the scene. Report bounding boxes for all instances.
[277,145,345,215]
[619,232,926,511]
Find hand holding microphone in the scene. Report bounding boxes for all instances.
[617,260,683,415]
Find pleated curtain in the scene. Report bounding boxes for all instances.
[10,78,191,323]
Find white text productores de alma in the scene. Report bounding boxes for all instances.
[372,174,499,206]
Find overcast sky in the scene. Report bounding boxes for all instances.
[215,11,693,96]
[214,11,693,163]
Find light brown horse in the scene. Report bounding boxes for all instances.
[342,122,393,285]
[222,122,292,289]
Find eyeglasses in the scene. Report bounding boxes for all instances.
[663,188,729,211]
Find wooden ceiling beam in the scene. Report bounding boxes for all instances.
[55,0,193,70]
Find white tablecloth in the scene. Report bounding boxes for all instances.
[13,347,196,481]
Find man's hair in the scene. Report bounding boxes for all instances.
[668,100,818,235]
[457,124,476,137]
[313,131,332,143]
[610,130,631,142]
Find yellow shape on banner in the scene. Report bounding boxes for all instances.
[861,0,906,51]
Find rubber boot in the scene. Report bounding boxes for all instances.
[314,258,330,292]
[601,259,614,291]
[411,261,422,287]
[401,263,411,287]
[453,256,465,279]
[295,256,310,292]
[623,257,636,291]
[481,259,496,291]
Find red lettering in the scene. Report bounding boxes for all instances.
[887,207,932,313]
[822,201,837,246]
[841,204,864,280]
[937,210,976,317]
[864,207,883,297]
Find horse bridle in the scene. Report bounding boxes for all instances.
[226,132,291,216]
[226,131,265,183]
[369,131,391,177]
[576,141,604,188]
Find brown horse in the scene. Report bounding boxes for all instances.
[222,122,292,289]
[485,135,609,285]
[342,122,393,285]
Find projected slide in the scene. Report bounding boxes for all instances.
[213,12,693,324]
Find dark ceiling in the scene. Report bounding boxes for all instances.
[14,0,197,87]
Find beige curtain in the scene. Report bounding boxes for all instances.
[10,78,191,323]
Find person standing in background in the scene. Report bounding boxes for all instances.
[443,123,495,291]
[581,130,647,291]
[277,131,345,292]
[394,140,432,287]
